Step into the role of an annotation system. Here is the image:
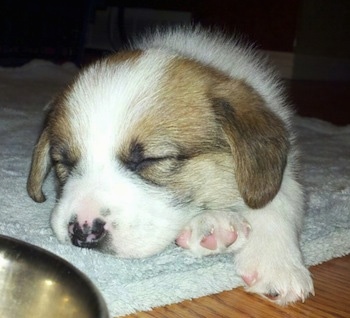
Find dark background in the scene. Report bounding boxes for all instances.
[1,0,349,124]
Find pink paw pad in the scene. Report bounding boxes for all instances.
[242,271,258,286]
[220,228,238,247]
[175,230,191,249]
[200,233,217,250]
[200,228,238,250]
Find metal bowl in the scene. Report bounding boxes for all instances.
[0,235,109,318]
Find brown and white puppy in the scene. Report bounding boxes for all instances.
[27,26,314,304]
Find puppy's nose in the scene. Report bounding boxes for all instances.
[69,218,106,248]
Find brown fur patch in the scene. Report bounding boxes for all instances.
[121,56,289,209]
[119,57,239,208]
[27,127,51,202]
[121,57,228,158]
[211,80,289,209]
[47,94,82,186]
[27,93,82,201]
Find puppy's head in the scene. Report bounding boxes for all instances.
[27,50,289,257]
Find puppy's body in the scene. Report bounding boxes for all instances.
[28,26,314,304]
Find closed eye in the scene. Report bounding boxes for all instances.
[126,156,170,172]
[50,144,77,169]
[51,154,77,170]
[52,158,75,168]
[50,145,78,186]
[123,141,190,174]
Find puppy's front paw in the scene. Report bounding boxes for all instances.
[235,247,314,305]
[176,212,250,256]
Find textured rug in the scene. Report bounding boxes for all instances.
[1,60,349,317]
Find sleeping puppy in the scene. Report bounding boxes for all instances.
[27,26,314,304]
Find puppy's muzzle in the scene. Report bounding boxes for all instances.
[68,218,106,248]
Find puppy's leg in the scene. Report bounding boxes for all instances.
[177,178,314,304]
[176,211,250,256]
[234,179,314,305]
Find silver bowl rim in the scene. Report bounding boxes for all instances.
[0,234,110,318]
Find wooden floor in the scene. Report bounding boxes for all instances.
[123,254,350,318]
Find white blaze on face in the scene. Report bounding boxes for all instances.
[50,51,195,258]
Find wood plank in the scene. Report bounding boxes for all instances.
[122,254,350,318]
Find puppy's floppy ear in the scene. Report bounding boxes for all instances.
[27,126,51,203]
[211,79,289,209]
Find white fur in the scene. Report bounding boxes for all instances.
[33,26,313,304]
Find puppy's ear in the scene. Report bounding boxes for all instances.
[27,126,51,202]
[211,79,289,209]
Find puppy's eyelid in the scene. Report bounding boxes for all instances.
[126,156,169,172]
[57,159,76,168]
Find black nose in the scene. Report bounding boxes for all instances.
[69,218,106,248]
